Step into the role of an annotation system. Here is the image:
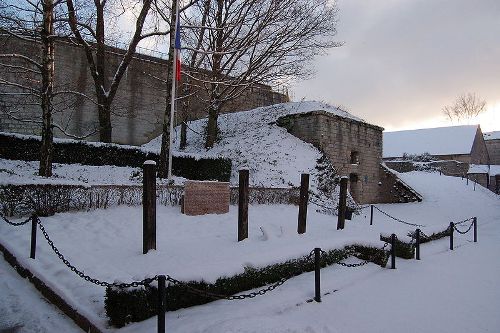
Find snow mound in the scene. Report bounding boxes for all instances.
[144,101,362,187]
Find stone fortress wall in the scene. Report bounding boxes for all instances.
[0,35,287,145]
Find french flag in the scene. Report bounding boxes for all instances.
[174,18,181,81]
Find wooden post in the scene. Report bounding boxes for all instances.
[314,247,321,302]
[337,176,348,230]
[30,215,37,259]
[449,222,454,250]
[391,233,396,269]
[297,173,309,234]
[238,169,249,242]
[370,205,374,226]
[158,275,166,333]
[415,228,420,260]
[466,175,469,185]
[473,217,477,243]
[143,161,157,254]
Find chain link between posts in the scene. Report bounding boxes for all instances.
[0,213,32,226]
[34,216,158,288]
[453,220,474,235]
[372,206,426,227]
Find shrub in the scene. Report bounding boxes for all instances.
[0,133,231,182]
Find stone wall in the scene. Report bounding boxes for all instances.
[470,127,490,164]
[278,111,386,204]
[0,35,287,145]
[485,139,500,165]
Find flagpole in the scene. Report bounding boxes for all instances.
[168,0,180,180]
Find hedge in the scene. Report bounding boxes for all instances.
[0,133,231,182]
[380,225,453,259]
[105,244,389,327]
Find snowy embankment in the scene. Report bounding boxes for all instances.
[144,101,362,188]
[1,171,499,332]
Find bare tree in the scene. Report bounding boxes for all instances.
[64,0,174,143]
[183,0,340,149]
[0,0,92,177]
[443,92,487,123]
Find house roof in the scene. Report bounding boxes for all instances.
[468,164,500,176]
[484,131,500,141]
[383,125,479,158]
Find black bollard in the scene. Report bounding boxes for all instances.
[415,228,420,260]
[473,217,477,243]
[370,205,374,226]
[449,222,454,250]
[314,248,321,302]
[30,215,37,259]
[391,234,396,269]
[158,275,166,333]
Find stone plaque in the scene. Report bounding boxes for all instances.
[183,181,230,216]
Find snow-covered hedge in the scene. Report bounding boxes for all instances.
[104,245,389,327]
[0,184,184,216]
[0,132,232,182]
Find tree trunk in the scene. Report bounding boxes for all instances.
[158,0,177,179]
[205,0,223,149]
[95,2,111,142]
[38,0,55,177]
[98,99,112,143]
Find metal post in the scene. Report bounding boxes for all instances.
[238,169,249,241]
[415,228,420,260]
[158,275,166,333]
[391,233,396,269]
[314,248,321,302]
[297,173,309,234]
[449,222,454,250]
[30,215,37,259]
[466,176,469,185]
[473,217,477,243]
[370,205,374,226]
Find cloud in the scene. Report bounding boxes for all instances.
[292,0,500,131]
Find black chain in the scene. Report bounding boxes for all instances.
[372,206,426,227]
[165,274,288,300]
[453,221,474,235]
[0,213,32,226]
[452,217,474,226]
[35,216,157,288]
[419,229,430,239]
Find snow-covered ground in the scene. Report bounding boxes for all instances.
[1,171,499,332]
[0,258,81,332]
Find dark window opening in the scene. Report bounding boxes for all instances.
[350,151,359,164]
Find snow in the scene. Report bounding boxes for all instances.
[468,164,500,176]
[383,125,479,158]
[143,101,367,187]
[0,159,188,186]
[1,171,499,332]
[483,130,500,140]
[0,258,81,332]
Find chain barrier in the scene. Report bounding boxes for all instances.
[452,217,474,226]
[35,216,158,288]
[453,221,474,235]
[372,206,426,227]
[0,213,32,227]
[320,242,390,268]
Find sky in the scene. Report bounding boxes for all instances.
[290,0,500,133]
